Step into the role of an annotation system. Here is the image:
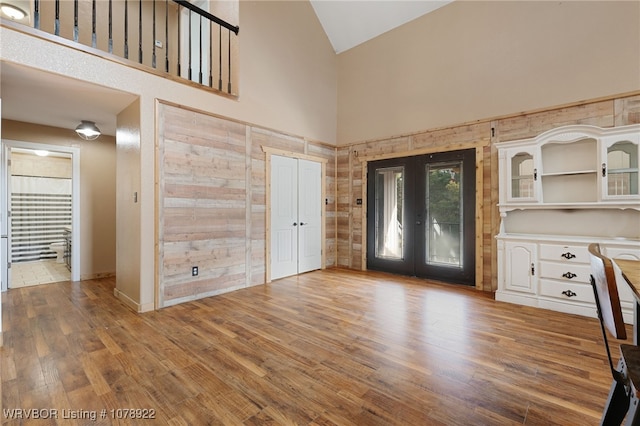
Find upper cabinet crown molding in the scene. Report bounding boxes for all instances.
[532,124,638,142]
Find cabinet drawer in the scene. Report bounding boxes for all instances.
[539,244,589,263]
[539,262,591,284]
[539,279,595,304]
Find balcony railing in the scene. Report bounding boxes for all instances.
[5,0,239,95]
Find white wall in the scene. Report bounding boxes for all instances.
[115,100,143,310]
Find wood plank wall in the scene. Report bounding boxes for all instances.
[156,102,336,308]
[336,93,640,292]
[156,94,639,307]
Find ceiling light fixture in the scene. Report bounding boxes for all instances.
[0,3,27,20]
[75,120,101,140]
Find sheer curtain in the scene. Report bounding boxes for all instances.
[379,170,401,258]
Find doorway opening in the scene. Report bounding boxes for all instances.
[1,140,80,290]
[366,149,476,285]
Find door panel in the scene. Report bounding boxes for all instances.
[415,150,475,284]
[367,149,475,285]
[271,156,298,280]
[298,159,322,273]
[505,242,536,293]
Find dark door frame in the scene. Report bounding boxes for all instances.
[414,149,476,284]
[359,145,484,290]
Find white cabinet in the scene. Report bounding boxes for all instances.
[498,124,640,210]
[496,236,639,322]
[496,125,640,322]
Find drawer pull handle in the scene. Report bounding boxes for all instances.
[562,290,577,298]
[562,272,577,279]
[561,252,576,260]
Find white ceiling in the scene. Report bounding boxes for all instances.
[310,0,452,54]
[1,62,137,137]
[0,1,452,136]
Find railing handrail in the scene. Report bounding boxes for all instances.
[26,0,239,94]
[172,0,238,35]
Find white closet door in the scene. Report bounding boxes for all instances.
[298,159,322,273]
[270,156,322,280]
[271,156,298,280]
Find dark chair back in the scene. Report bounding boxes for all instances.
[588,242,627,340]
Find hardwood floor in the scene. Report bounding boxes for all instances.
[0,269,624,425]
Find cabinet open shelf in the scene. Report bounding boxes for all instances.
[498,202,640,211]
[540,169,597,177]
[541,138,597,175]
[541,172,597,203]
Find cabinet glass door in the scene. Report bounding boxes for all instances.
[605,141,639,198]
[509,151,536,201]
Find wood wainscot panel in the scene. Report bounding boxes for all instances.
[615,94,640,125]
[496,100,614,142]
[352,136,412,160]
[158,103,247,307]
[412,123,490,151]
[251,128,307,154]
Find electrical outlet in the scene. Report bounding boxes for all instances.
[191,266,198,276]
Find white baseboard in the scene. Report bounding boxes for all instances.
[80,271,115,281]
[114,288,153,312]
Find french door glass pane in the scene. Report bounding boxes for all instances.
[374,167,404,259]
[425,162,462,267]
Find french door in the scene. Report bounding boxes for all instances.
[366,149,475,285]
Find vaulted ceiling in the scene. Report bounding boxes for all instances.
[0,1,453,137]
[310,1,452,53]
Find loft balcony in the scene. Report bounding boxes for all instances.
[0,0,239,96]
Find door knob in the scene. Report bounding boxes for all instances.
[293,222,297,226]
[416,221,421,225]
[300,222,306,226]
